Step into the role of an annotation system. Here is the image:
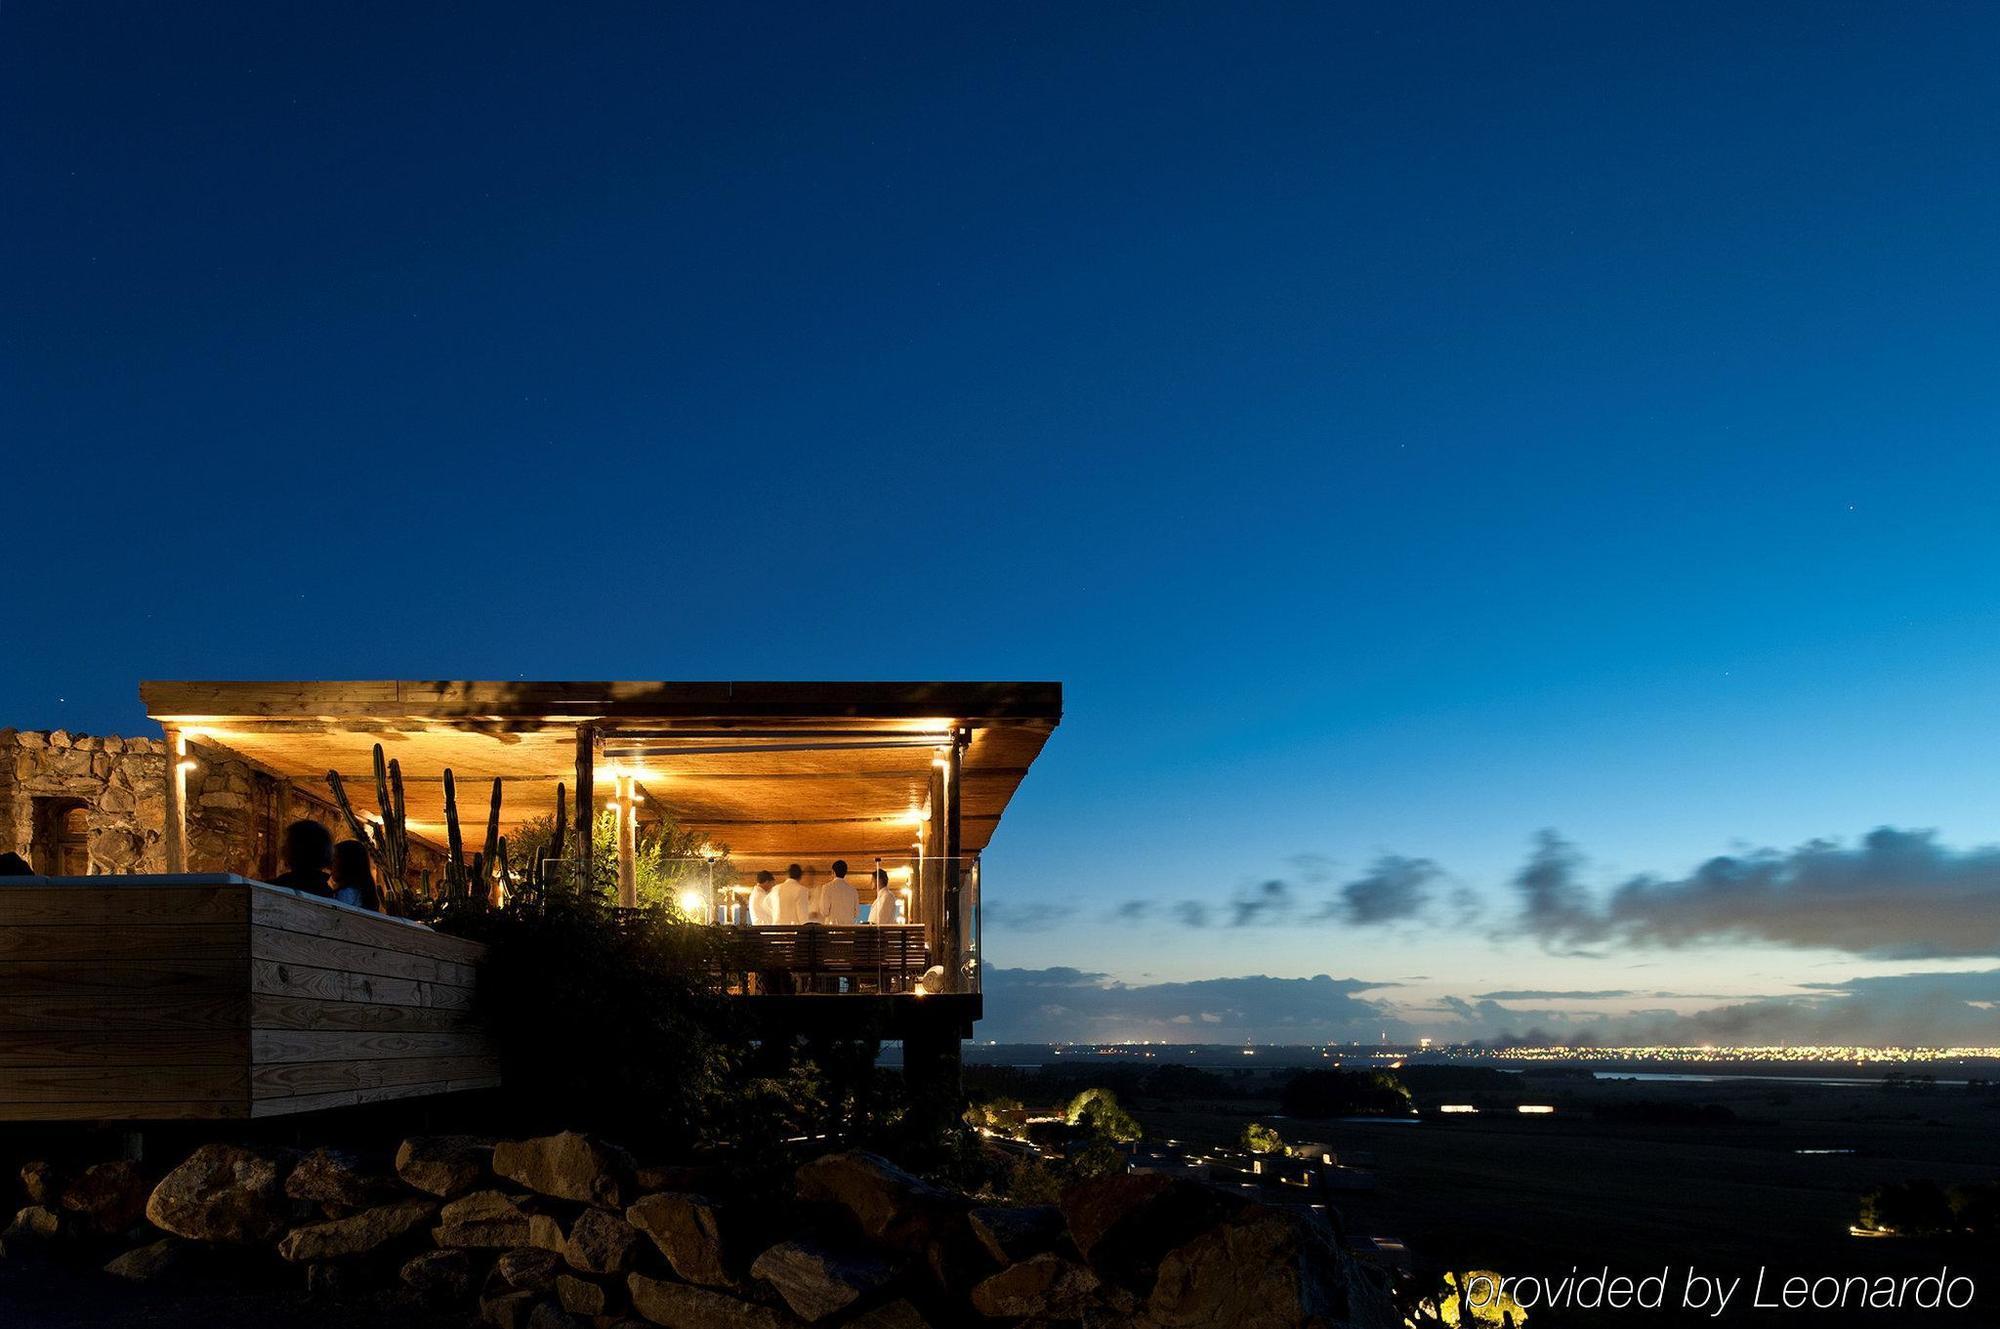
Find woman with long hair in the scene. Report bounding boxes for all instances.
[331,839,382,912]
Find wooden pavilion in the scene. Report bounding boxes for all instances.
[0,681,1060,1121]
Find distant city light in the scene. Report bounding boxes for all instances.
[1517,1104,1556,1115]
[1438,1104,1478,1114]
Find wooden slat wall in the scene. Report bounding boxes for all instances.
[0,882,252,1119]
[246,887,496,1118]
[0,877,497,1122]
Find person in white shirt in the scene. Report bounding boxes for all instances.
[747,870,779,926]
[867,868,903,924]
[775,863,809,925]
[812,859,861,925]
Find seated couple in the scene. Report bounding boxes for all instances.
[268,819,385,912]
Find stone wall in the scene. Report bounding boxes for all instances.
[0,729,447,885]
[2,730,170,874]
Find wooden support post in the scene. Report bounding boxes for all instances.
[162,725,187,873]
[940,729,964,993]
[615,773,637,909]
[923,762,944,968]
[574,723,596,883]
[902,1014,964,1139]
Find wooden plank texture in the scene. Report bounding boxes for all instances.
[250,1075,501,1118]
[250,959,473,1009]
[0,925,246,963]
[0,993,248,1033]
[0,879,496,1122]
[20,1100,251,1121]
[250,890,487,964]
[250,994,467,1032]
[0,887,246,926]
[0,1065,248,1104]
[251,1029,490,1064]
[0,961,243,997]
[250,1054,498,1098]
[250,925,478,987]
[0,1031,246,1068]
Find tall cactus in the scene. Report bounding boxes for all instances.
[443,768,468,902]
[482,777,504,904]
[327,743,411,912]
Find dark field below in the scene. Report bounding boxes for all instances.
[1132,1072,2000,1325]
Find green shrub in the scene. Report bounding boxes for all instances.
[1065,1086,1143,1143]
[1241,1121,1283,1153]
[437,883,732,1145]
[508,810,735,913]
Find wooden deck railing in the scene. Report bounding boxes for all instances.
[707,924,930,995]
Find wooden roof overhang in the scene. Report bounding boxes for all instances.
[140,681,1062,871]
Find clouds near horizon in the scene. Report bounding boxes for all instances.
[981,965,2000,1048]
[1069,825,2000,962]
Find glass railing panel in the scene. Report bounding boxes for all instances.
[519,849,984,997]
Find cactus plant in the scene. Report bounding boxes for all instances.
[326,743,411,912]
[482,777,503,903]
[443,768,468,902]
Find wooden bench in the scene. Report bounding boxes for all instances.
[0,874,497,1121]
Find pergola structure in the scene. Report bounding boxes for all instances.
[140,680,1062,1001]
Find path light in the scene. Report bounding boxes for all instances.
[678,888,705,917]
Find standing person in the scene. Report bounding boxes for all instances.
[331,840,382,912]
[269,820,336,899]
[814,859,860,925]
[776,863,809,925]
[868,868,903,924]
[747,870,780,925]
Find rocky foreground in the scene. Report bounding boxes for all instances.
[5,1134,1396,1328]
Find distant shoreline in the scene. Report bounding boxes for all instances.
[944,1041,2000,1077]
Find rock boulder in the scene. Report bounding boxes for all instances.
[497,1245,567,1292]
[401,1249,479,1305]
[1061,1173,1245,1291]
[480,1289,542,1329]
[967,1204,1066,1265]
[844,1301,934,1329]
[751,1238,899,1323]
[435,1191,566,1251]
[564,1206,643,1275]
[286,1148,395,1215]
[145,1144,295,1245]
[627,1191,733,1286]
[397,1136,495,1198]
[1147,1204,1398,1329]
[970,1250,1101,1319]
[493,1132,634,1208]
[60,1160,150,1234]
[103,1237,188,1283]
[794,1152,960,1251]
[19,1161,58,1206]
[628,1272,801,1329]
[277,1197,436,1262]
[555,1272,621,1316]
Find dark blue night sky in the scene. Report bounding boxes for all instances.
[8,3,2000,1041]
